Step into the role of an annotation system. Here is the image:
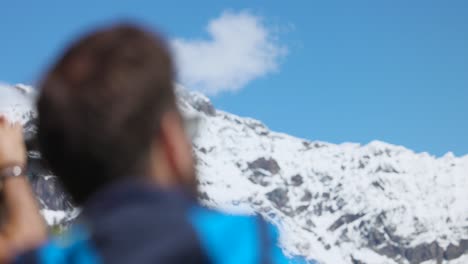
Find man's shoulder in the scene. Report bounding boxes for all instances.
[188,206,299,264]
[14,208,315,264]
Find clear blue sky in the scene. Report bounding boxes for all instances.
[1,0,467,156]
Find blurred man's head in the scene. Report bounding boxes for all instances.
[37,24,196,205]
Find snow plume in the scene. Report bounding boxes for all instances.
[172,11,287,95]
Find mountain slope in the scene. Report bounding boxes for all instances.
[1,84,467,264]
[179,86,468,264]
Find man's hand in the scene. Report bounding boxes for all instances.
[0,115,47,263]
[0,116,26,168]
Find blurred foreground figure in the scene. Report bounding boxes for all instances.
[0,25,300,263]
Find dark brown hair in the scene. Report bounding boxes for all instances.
[37,24,177,204]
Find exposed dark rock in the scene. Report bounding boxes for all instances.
[198,146,215,155]
[336,198,346,210]
[367,229,387,247]
[404,241,443,264]
[191,97,215,116]
[23,117,75,213]
[325,205,335,214]
[305,219,315,228]
[383,226,402,244]
[27,156,50,179]
[302,141,328,150]
[319,175,333,184]
[378,245,404,259]
[248,170,271,187]
[375,211,387,225]
[350,255,366,264]
[266,188,289,209]
[31,174,73,211]
[358,220,368,230]
[301,190,312,202]
[375,164,399,174]
[444,240,468,260]
[314,142,327,148]
[27,150,73,212]
[290,174,303,186]
[358,160,367,169]
[198,192,210,201]
[295,205,309,214]
[245,121,269,136]
[313,203,323,216]
[23,115,39,149]
[339,228,349,242]
[248,157,280,174]
[375,239,468,264]
[371,181,385,190]
[328,213,365,231]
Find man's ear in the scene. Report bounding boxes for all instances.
[159,111,194,184]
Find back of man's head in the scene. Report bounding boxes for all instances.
[37,24,177,204]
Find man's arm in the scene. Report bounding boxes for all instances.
[0,116,47,263]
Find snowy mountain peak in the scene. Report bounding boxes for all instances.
[175,85,468,264]
[0,83,36,123]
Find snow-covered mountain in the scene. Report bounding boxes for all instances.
[1,83,467,264]
[0,84,78,224]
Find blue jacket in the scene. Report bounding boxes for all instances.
[14,181,312,264]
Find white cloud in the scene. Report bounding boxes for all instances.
[171,11,287,95]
